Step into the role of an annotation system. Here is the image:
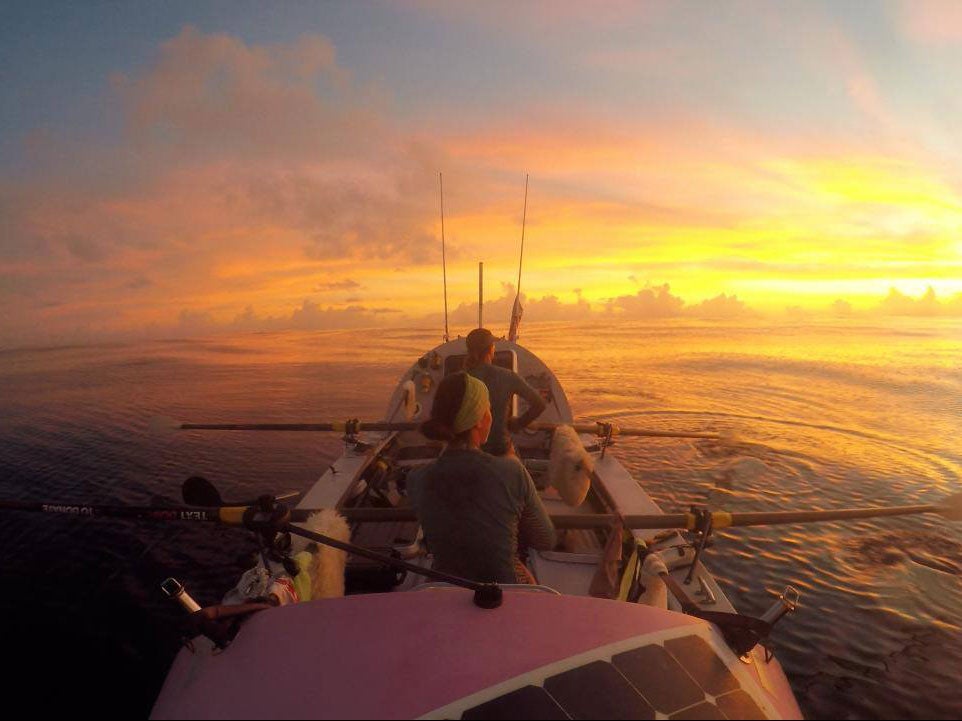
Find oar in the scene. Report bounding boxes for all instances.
[287,494,962,529]
[5,493,959,530]
[0,498,326,525]
[710,492,962,527]
[150,416,418,434]
[530,421,727,441]
[152,416,726,441]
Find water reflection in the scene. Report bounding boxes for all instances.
[0,318,960,718]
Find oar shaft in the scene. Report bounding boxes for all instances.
[611,429,722,440]
[332,506,690,530]
[180,422,418,432]
[723,504,939,528]
[0,500,227,522]
[179,420,721,440]
[3,499,949,532]
[530,422,722,440]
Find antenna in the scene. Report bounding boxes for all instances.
[440,172,449,342]
[517,173,528,295]
[508,174,529,342]
[478,261,483,327]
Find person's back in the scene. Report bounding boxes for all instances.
[408,449,553,584]
[464,328,547,457]
[408,370,555,584]
[466,362,527,456]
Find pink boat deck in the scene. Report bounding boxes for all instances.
[151,589,801,720]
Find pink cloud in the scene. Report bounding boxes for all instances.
[900,0,962,45]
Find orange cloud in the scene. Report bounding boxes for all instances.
[3,22,961,348]
[876,287,962,316]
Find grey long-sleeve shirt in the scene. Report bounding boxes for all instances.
[407,448,556,584]
[467,363,546,456]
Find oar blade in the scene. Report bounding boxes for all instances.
[938,492,962,522]
[149,415,184,435]
[182,476,224,506]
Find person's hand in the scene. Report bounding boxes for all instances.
[507,417,524,433]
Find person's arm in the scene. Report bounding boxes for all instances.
[507,374,547,432]
[518,464,556,551]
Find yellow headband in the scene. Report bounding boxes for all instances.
[453,374,490,434]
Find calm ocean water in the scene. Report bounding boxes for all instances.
[1,319,960,719]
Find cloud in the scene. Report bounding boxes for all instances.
[0,27,451,345]
[224,299,406,334]
[899,0,962,45]
[440,284,595,327]
[125,275,154,290]
[601,284,755,320]
[289,300,382,329]
[177,308,217,333]
[118,27,360,164]
[2,18,960,348]
[314,278,362,292]
[830,298,854,318]
[604,284,685,319]
[875,287,962,316]
[688,293,753,319]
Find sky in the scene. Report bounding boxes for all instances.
[2,0,962,347]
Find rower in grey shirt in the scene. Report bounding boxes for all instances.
[408,448,555,584]
[464,328,547,457]
[408,371,555,584]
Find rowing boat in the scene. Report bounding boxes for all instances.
[149,335,805,720]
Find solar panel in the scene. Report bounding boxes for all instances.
[664,635,740,697]
[543,660,655,720]
[458,634,768,720]
[461,686,567,721]
[612,643,704,714]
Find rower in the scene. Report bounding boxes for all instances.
[407,372,555,584]
[464,327,547,458]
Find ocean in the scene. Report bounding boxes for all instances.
[1,319,960,719]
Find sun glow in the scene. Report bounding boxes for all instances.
[4,12,962,347]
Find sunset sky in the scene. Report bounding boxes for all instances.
[2,1,962,346]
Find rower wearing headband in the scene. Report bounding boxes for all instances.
[408,372,555,584]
